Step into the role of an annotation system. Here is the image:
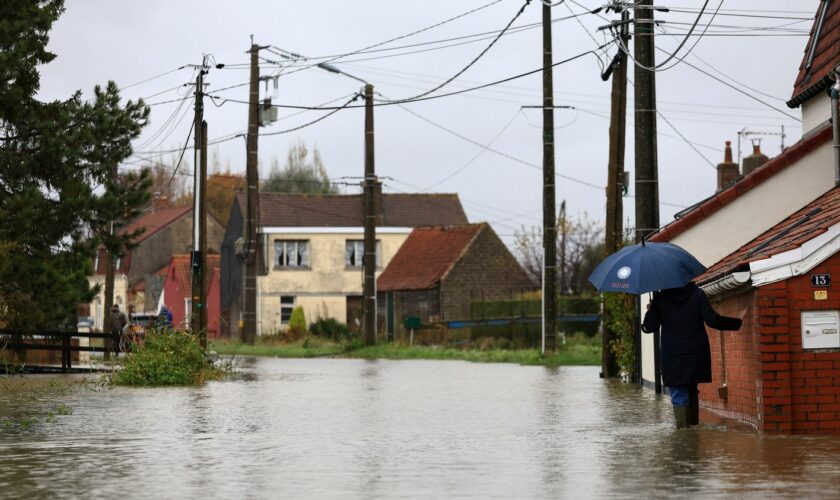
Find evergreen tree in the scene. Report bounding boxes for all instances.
[0,0,151,330]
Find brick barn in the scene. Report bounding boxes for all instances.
[377,223,535,339]
[696,186,840,433]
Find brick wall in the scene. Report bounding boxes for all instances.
[703,288,760,427]
[439,225,536,321]
[707,252,840,434]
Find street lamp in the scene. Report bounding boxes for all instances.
[318,63,377,346]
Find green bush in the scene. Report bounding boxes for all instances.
[605,293,636,379]
[113,330,219,386]
[309,317,351,340]
[289,306,306,336]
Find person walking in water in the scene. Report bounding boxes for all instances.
[109,303,128,353]
[642,282,743,429]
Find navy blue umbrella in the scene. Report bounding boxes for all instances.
[587,242,706,294]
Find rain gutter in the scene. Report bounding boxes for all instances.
[700,271,752,298]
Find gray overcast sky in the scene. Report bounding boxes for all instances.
[38,0,815,245]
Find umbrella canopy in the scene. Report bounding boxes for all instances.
[587,242,706,295]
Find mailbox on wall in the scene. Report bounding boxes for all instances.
[801,311,840,350]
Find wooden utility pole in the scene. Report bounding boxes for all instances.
[634,0,661,388]
[602,9,629,379]
[363,83,377,346]
[191,61,208,346]
[634,0,660,242]
[541,0,557,353]
[243,41,262,345]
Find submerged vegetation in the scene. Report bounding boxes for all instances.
[113,330,225,386]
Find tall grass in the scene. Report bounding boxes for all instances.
[210,332,601,367]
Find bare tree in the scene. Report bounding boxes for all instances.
[513,211,605,296]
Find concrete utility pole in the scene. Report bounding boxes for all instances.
[363,83,377,346]
[602,8,629,379]
[242,41,264,345]
[191,60,208,347]
[633,0,660,243]
[634,0,661,390]
[541,0,558,354]
[314,62,377,345]
[103,219,115,358]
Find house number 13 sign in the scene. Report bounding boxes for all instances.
[811,274,831,287]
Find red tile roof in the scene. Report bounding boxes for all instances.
[93,206,191,275]
[697,186,840,284]
[238,192,468,228]
[168,253,221,291]
[120,206,191,242]
[377,224,484,292]
[650,124,833,244]
[789,1,840,106]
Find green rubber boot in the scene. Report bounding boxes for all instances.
[673,405,689,429]
[688,390,699,426]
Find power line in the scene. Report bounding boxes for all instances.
[276,0,507,79]
[653,44,800,121]
[213,44,614,111]
[378,0,531,103]
[119,66,187,92]
[422,108,522,190]
[258,93,361,137]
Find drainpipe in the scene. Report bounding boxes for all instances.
[832,68,840,186]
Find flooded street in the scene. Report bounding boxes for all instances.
[2,357,839,499]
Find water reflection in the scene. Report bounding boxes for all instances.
[2,358,840,499]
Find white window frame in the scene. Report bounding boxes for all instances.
[280,296,295,325]
[345,239,381,268]
[274,240,310,269]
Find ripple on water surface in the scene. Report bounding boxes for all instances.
[1,357,839,499]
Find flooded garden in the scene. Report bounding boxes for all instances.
[2,357,839,498]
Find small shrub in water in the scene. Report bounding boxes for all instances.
[113,330,219,386]
[309,317,351,340]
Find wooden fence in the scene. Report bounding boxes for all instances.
[0,331,122,373]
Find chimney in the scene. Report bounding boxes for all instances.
[152,194,170,211]
[742,140,770,176]
[716,141,739,192]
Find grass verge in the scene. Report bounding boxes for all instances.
[210,333,600,367]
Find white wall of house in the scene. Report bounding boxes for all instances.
[256,228,411,335]
[802,91,832,134]
[87,274,128,332]
[640,115,836,386]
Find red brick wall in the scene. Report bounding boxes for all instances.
[703,289,760,427]
[706,252,840,434]
[778,253,840,434]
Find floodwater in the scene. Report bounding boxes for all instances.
[1,358,839,499]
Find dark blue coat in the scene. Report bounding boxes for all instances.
[642,283,741,386]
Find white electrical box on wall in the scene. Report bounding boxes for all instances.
[801,311,840,350]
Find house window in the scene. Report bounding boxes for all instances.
[280,296,295,324]
[275,240,310,268]
[114,256,121,271]
[93,252,100,273]
[345,240,381,268]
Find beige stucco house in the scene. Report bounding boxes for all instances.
[640,2,840,389]
[221,191,468,337]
